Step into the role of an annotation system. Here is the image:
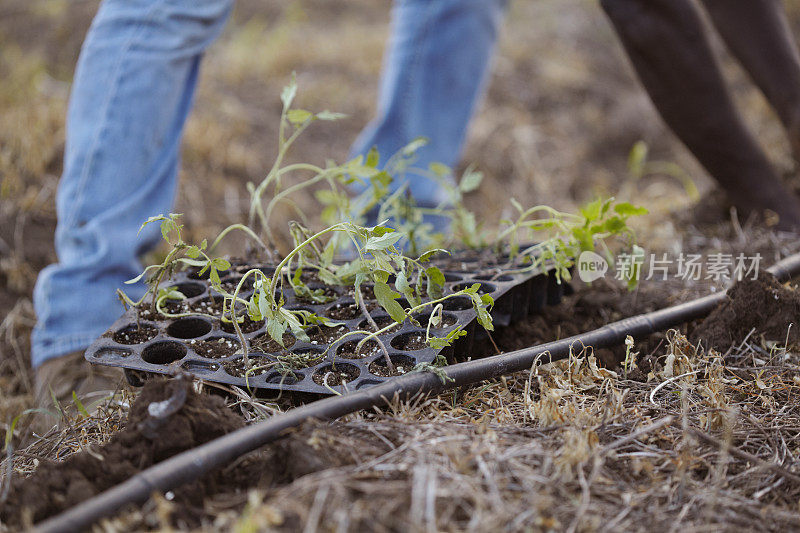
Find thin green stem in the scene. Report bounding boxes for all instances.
[267,222,352,299]
[264,170,333,228]
[209,224,268,254]
[250,121,314,233]
[149,247,179,314]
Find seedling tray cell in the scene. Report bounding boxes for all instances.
[85,256,568,395]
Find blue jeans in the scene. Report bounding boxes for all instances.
[31,0,506,367]
[351,0,506,205]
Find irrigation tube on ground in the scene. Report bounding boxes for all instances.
[35,252,800,533]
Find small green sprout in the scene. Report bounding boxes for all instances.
[623,335,639,379]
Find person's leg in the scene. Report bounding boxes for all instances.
[600,0,800,230]
[350,0,507,207]
[32,0,233,368]
[701,0,800,159]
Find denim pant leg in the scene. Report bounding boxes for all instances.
[31,0,233,367]
[350,0,507,206]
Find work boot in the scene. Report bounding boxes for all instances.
[31,351,125,435]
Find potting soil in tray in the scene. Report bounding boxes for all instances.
[85,254,569,395]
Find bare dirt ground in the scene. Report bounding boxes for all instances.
[3,0,800,531]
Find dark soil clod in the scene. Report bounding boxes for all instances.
[0,379,244,528]
[692,273,800,352]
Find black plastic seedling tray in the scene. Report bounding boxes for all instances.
[85,255,568,395]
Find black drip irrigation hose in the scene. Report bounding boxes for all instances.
[35,253,800,532]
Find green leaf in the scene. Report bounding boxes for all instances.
[628,141,648,179]
[159,288,186,301]
[281,308,310,342]
[395,269,420,308]
[213,258,232,271]
[286,108,313,125]
[475,303,494,331]
[464,289,494,332]
[72,391,90,418]
[257,289,270,319]
[371,171,393,189]
[160,219,172,242]
[365,231,403,252]
[458,211,478,236]
[580,198,603,222]
[138,214,172,236]
[459,168,483,193]
[248,299,262,322]
[176,258,206,268]
[613,202,649,217]
[429,162,450,177]
[571,226,594,253]
[369,224,394,237]
[428,306,442,328]
[418,248,449,262]
[374,281,406,323]
[316,110,347,121]
[292,267,304,285]
[428,328,467,350]
[602,216,627,234]
[209,268,221,286]
[346,165,380,179]
[267,319,286,346]
[366,146,380,168]
[315,189,337,205]
[318,267,341,286]
[281,74,297,110]
[5,408,57,450]
[300,311,344,327]
[401,137,428,156]
[464,283,481,295]
[627,245,646,291]
[425,267,445,299]
[185,245,201,259]
[369,270,389,284]
[600,198,614,217]
[124,266,157,285]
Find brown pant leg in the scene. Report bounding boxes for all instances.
[600,0,800,229]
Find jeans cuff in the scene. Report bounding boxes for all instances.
[31,331,103,368]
